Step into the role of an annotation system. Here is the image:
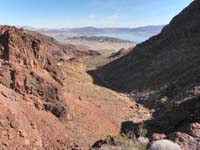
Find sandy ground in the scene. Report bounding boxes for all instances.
[63,39,135,51]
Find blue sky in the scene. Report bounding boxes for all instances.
[0,0,192,28]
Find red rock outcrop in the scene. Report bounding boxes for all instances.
[0,26,67,117]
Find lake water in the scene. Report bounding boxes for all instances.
[55,35,67,41]
[55,32,152,43]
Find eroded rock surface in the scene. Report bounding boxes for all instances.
[0,26,70,120]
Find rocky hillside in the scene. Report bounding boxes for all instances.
[96,0,200,94]
[0,26,67,111]
[0,26,150,149]
[0,26,108,149]
[92,0,200,149]
[0,26,75,149]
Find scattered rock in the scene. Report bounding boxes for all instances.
[91,139,106,149]
[1,91,8,98]
[137,137,149,145]
[18,130,25,138]
[169,132,200,150]
[43,103,67,118]
[78,96,82,101]
[179,122,200,138]
[30,122,36,129]
[149,139,181,150]
[9,121,16,128]
[66,114,73,121]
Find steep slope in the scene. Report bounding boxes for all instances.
[0,26,80,149]
[92,0,200,149]
[96,0,200,101]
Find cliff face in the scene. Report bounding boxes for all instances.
[93,1,200,149]
[0,26,76,149]
[0,26,67,117]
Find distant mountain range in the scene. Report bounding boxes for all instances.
[18,25,165,38]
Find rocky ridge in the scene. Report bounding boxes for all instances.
[91,0,200,149]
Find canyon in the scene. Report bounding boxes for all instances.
[0,1,200,150]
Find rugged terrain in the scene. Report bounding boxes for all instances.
[1,1,199,150]
[0,26,150,149]
[90,0,200,149]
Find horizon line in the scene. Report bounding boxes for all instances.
[0,24,165,30]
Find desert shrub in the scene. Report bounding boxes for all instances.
[137,123,148,137]
[149,139,181,150]
[115,134,136,146]
[104,135,116,146]
[120,121,148,139]
[112,134,148,150]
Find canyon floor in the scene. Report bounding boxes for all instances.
[60,50,151,149]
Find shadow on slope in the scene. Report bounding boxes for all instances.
[89,1,200,149]
[88,0,200,111]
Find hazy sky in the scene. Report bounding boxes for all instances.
[0,0,192,28]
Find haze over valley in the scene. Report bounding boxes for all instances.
[22,25,165,43]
